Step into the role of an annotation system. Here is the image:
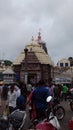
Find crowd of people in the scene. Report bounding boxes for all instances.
[0,82,27,114]
[0,80,72,122]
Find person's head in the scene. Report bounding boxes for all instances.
[10,84,15,93]
[21,86,27,98]
[38,80,45,86]
[21,87,24,95]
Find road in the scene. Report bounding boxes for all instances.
[0,99,73,130]
[23,100,73,130]
[59,100,72,130]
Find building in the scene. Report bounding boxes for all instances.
[3,67,16,84]
[57,58,70,67]
[68,57,73,66]
[13,33,53,84]
[53,58,73,85]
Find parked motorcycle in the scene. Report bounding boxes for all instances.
[34,115,59,130]
[0,109,26,130]
[8,109,26,130]
[49,97,65,120]
[30,96,61,130]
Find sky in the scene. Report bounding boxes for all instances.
[0,0,73,65]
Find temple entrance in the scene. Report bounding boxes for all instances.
[28,74,37,84]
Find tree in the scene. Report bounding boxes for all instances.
[4,60,12,66]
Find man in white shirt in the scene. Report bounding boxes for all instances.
[8,85,17,114]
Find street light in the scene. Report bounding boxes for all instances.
[24,48,28,85]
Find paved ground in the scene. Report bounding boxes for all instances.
[0,99,73,130]
[23,100,73,130]
[59,100,73,130]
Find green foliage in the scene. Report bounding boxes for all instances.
[4,60,12,66]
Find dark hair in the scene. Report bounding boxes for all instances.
[10,85,14,93]
[20,87,27,100]
[38,80,45,86]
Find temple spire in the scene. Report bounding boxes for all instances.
[37,32,41,42]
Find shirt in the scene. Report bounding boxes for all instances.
[16,95,26,110]
[8,90,17,108]
[32,86,50,110]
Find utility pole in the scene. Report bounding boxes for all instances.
[24,48,28,85]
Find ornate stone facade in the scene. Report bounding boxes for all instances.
[13,34,53,84]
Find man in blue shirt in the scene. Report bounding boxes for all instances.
[31,80,50,119]
[16,87,27,111]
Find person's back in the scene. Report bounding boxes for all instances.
[62,84,68,101]
[31,80,50,119]
[53,85,59,97]
[62,84,67,93]
[16,95,26,110]
[16,87,27,111]
[32,86,49,109]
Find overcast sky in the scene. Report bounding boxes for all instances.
[0,0,73,65]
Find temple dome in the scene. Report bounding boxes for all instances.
[13,39,53,66]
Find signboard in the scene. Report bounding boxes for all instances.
[54,77,71,84]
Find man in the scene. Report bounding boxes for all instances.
[16,87,26,111]
[62,84,68,101]
[31,80,50,119]
[7,84,17,114]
